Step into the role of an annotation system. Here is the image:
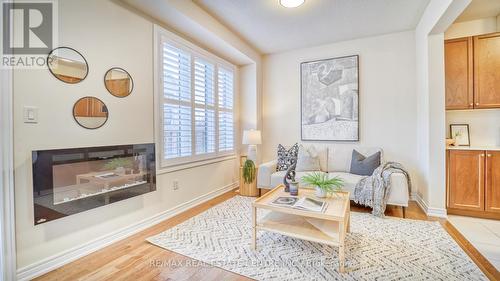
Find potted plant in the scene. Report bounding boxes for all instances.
[301,172,344,198]
[242,159,256,184]
[103,158,132,174]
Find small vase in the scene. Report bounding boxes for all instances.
[289,181,299,196]
[314,186,327,198]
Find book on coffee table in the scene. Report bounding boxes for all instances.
[270,196,327,213]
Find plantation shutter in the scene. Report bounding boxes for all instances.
[194,58,216,154]
[162,43,192,159]
[218,68,234,152]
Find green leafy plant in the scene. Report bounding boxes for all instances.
[243,159,256,184]
[103,158,132,171]
[301,172,344,195]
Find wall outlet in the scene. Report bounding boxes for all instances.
[173,180,179,190]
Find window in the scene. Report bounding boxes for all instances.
[157,31,235,167]
[218,68,234,152]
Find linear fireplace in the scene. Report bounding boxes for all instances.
[32,143,156,225]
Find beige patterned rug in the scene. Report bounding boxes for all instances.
[147,196,486,281]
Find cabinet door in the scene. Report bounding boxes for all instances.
[448,150,485,211]
[73,98,90,117]
[91,99,107,117]
[486,151,500,213]
[445,37,473,110]
[474,33,500,109]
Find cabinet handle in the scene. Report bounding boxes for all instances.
[469,103,473,107]
[476,103,479,106]
[487,154,492,157]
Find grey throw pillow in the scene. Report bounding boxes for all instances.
[350,150,381,176]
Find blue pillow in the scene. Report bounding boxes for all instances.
[350,150,381,176]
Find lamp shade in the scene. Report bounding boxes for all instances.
[242,130,262,145]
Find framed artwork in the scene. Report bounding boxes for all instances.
[300,55,359,141]
[450,124,470,146]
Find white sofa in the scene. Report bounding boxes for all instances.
[257,145,409,210]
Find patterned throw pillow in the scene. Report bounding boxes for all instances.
[276,143,299,171]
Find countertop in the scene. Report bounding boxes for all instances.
[446,145,500,151]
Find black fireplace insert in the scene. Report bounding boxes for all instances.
[32,143,156,225]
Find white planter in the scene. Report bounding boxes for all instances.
[314,186,327,198]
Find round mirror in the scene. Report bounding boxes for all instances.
[47,47,88,84]
[72,97,108,129]
[104,67,133,97]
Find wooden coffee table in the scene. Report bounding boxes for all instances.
[252,184,350,272]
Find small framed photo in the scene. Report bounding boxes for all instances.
[450,124,470,146]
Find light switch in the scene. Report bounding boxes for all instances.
[23,106,38,123]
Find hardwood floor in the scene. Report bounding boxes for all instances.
[36,189,499,281]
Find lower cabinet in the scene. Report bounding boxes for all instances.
[447,149,500,219]
[486,151,500,213]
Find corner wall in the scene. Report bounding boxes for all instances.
[262,31,419,192]
[13,0,241,274]
[415,0,470,216]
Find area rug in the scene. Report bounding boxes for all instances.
[147,196,486,281]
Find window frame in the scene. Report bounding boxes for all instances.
[154,25,236,169]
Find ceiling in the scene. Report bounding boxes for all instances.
[455,0,500,23]
[194,0,431,54]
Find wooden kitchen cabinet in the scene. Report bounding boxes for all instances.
[474,33,500,109]
[445,37,473,110]
[447,149,500,219]
[486,151,500,213]
[447,150,484,211]
[445,32,500,110]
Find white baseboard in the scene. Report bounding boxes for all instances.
[412,192,447,219]
[17,182,238,281]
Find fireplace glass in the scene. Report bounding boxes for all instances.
[32,143,155,225]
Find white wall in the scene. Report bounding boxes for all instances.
[445,17,497,39]
[444,17,500,147]
[262,31,419,190]
[14,0,240,270]
[1,67,16,281]
[446,110,500,146]
[415,0,452,213]
[415,0,470,216]
[239,63,262,161]
[427,33,447,210]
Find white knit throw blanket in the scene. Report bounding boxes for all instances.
[353,162,411,217]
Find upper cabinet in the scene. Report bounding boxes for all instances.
[445,37,473,110]
[474,33,500,109]
[445,32,500,110]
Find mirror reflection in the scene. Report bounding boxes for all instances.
[104,67,133,97]
[48,47,88,84]
[73,97,108,129]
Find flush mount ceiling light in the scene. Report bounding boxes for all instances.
[280,0,305,8]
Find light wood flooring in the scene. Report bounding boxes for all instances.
[36,189,500,281]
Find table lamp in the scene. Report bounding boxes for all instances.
[242,129,261,163]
